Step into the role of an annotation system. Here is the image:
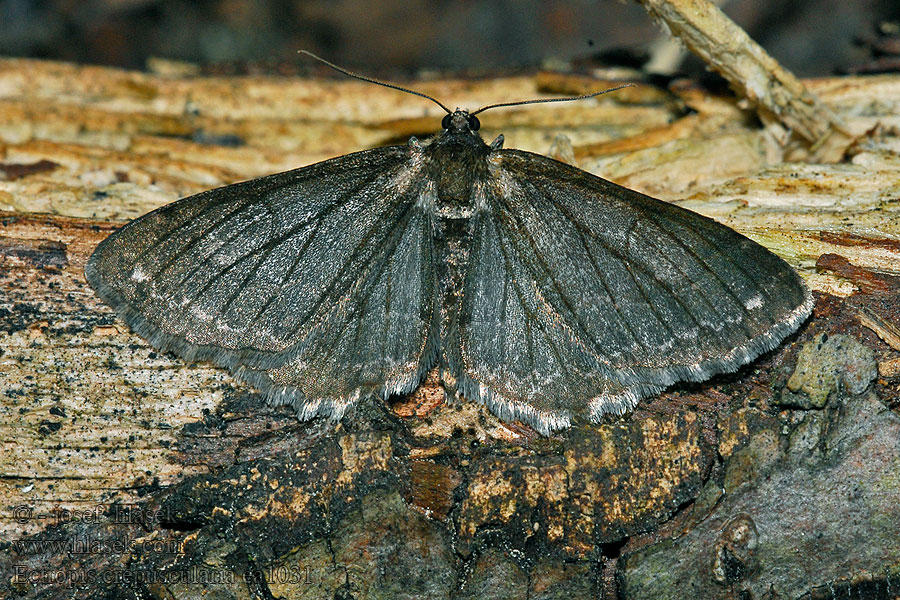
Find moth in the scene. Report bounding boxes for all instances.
[86,55,813,434]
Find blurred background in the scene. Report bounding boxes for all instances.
[0,0,899,78]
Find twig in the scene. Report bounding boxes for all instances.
[635,0,852,161]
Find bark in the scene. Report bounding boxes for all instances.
[1,57,900,599]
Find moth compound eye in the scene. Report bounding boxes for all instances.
[442,114,452,130]
[468,115,480,131]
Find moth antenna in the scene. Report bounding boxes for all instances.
[470,83,636,116]
[300,50,453,115]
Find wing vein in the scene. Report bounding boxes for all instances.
[641,211,758,330]
[181,167,395,323]
[532,180,743,347]
[244,219,323,331]
[518,181,653,352]
[277,174,422,348]
[490,214,539,377]
[143,190,253,280]
[498,216,578,392]
[346,203,422,367]
[151,197,264,285]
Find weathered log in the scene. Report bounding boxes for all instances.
[1,57,900,599]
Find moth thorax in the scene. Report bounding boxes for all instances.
[434,190,476,219]
[433,163,479,219]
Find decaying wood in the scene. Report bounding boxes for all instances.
[635,0,852,162]
[2,57,900,599]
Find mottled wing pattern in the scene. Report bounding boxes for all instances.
[86,146,436,419]
[458,150,812,432]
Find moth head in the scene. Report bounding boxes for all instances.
[442,110,481,133]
